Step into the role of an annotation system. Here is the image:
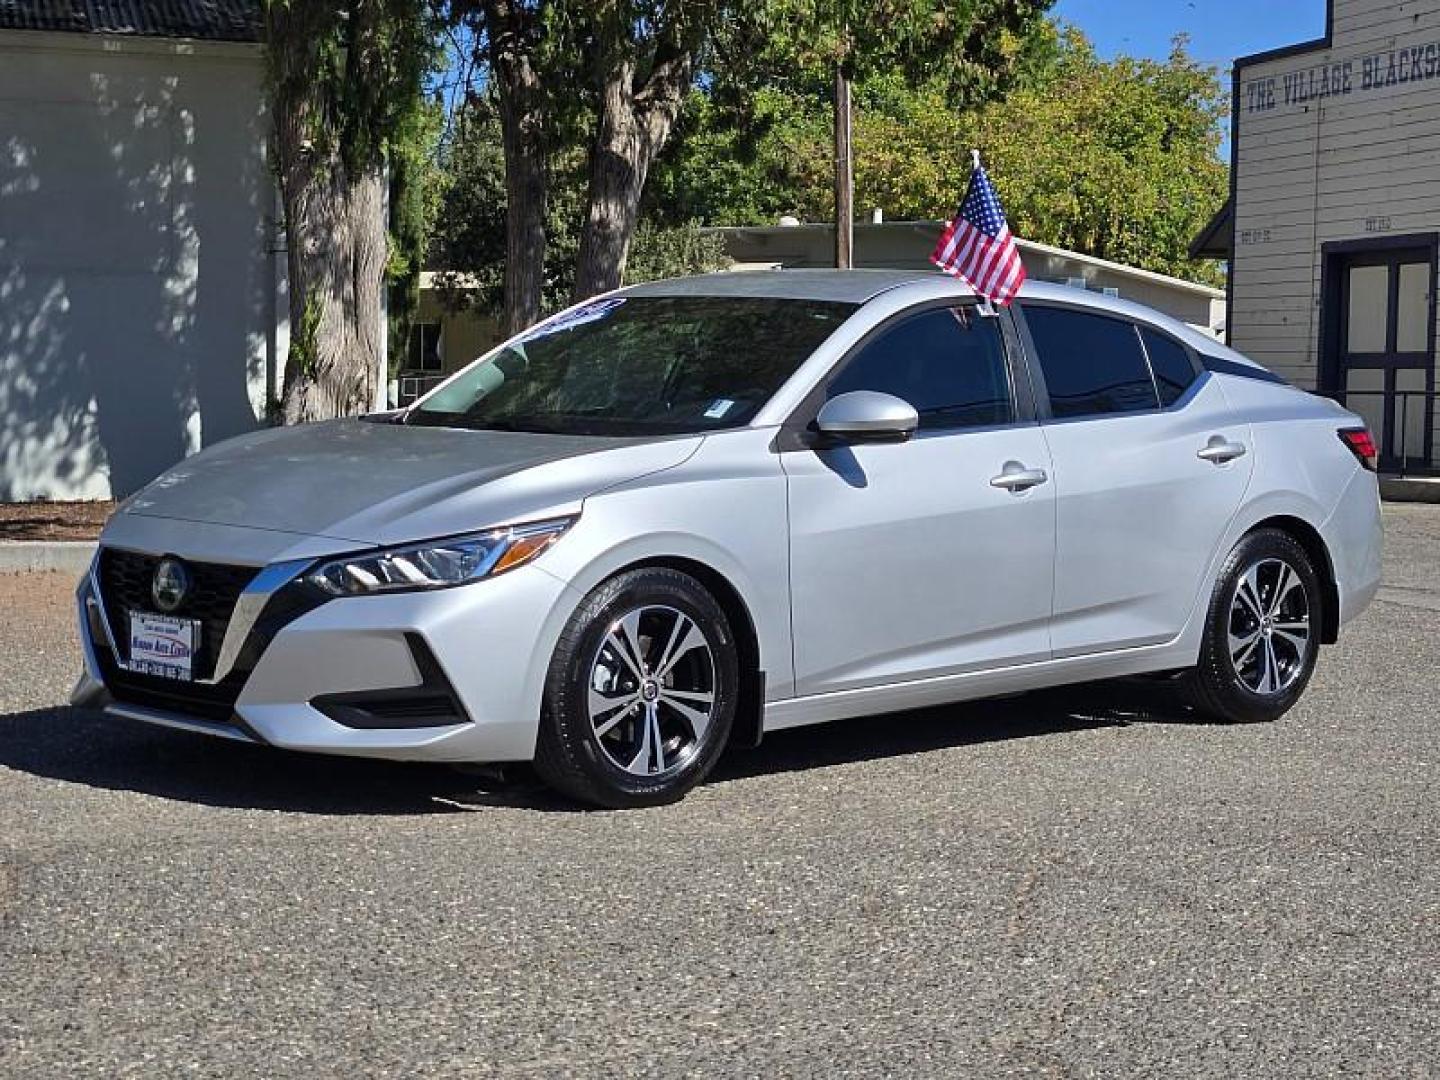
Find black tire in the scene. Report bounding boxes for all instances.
[534,568,739,808]
[1181,528,1323,724]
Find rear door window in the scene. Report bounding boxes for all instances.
[1141,328,1199,407]
[827,306,1014,431]
[1023,306,1160,419]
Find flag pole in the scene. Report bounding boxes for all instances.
[930,145,1026,309]
[970,148,998,316]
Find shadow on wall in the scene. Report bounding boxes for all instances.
[0,55,269,501]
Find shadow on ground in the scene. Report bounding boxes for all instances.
[0,680,1201,815]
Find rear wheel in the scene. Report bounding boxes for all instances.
[1182,528,1322,723]
[534,568,739,808]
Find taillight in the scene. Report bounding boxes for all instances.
[1338,427,1378,472]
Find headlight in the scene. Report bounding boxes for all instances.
[303,517,574,597]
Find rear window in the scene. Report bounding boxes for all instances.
[1023,307,1160,419]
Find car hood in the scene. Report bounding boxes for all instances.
[118,418,701,548]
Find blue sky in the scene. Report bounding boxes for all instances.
[1052,0,1326,67]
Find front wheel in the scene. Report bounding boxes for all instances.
[534,568,739,808]
[1182,528,1322,724]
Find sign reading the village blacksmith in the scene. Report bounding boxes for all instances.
[1245,39,1440,115]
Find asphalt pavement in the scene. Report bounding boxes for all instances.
[1,506,1437,1077]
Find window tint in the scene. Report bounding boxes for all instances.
[411,297,855,436]
[827,307,1013,430]
[1141,328,1197,407]
[1024,307,1160,418]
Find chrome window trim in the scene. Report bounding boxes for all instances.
[1026,370,1215,430]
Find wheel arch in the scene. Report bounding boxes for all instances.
[611,555,766,750]
[1245,514,1341,645]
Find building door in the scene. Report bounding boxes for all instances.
[1324,239,1437,472]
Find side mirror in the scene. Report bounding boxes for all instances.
[813,391,919,444]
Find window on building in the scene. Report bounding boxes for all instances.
[1397,262,1431,354]
[407,322,443,372]
[1140,328,1198,407]
[1346,266,1389,354]
[826,306,1014,430]
[1023,307,1160,419]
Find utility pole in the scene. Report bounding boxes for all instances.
[834,63,854,270]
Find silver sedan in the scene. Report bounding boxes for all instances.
[74,271,1383,807]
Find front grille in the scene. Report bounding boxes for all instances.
[90,550,330,727]
[96,648,249,722]
[97,548,257,680]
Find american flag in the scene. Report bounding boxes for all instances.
[931,155,1027,306]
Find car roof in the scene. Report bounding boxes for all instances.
[620,269,936,304]
[621,270,1265,371]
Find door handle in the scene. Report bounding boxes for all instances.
[990,463,1049,492]
[1197,436,1247,464]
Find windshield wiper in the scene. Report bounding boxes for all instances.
[414,414,572,434]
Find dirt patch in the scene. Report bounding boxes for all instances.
[0,571,78,617]
[0,501,114,542]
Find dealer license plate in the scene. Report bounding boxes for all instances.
[127,611,200,681]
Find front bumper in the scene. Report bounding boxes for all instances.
[75,550,577,763]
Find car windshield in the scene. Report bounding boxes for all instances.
[406,295,857,436]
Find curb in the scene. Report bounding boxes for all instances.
[1380,477,1440,504]
[0,541,96,576]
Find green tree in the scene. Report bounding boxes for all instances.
[559,1,727,300]
[732,0,1056,265]
[263,0,437,422]
[653,26,1229,285]
[443,1,731,325]
[429,99,728,319]
[969,33,1228,284]
[387,96,446,378]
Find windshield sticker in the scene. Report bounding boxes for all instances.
[519,298,627,343]
[704,399,736,419]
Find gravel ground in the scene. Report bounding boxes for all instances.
[1,507,1437,1078]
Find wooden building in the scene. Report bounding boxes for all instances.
[1206,0,1440,472]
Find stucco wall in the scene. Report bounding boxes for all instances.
[0,30,280,500]
[413,291,501,374]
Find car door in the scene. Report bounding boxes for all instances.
[781,303,1056,698]
[1015,302,1254,658]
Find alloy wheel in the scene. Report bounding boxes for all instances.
[587,605,717,776]
[1228,557,1312,696]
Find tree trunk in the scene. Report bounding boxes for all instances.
[834,64,854,270]
[268,5,388,424]
[275,161,388,424]
[573,50,693,302]
[484,0,547,336]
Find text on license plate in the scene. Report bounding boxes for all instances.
[128,611,199,680]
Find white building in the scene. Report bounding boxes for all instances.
[0,1,284,501]
[1213,0,1440,472]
